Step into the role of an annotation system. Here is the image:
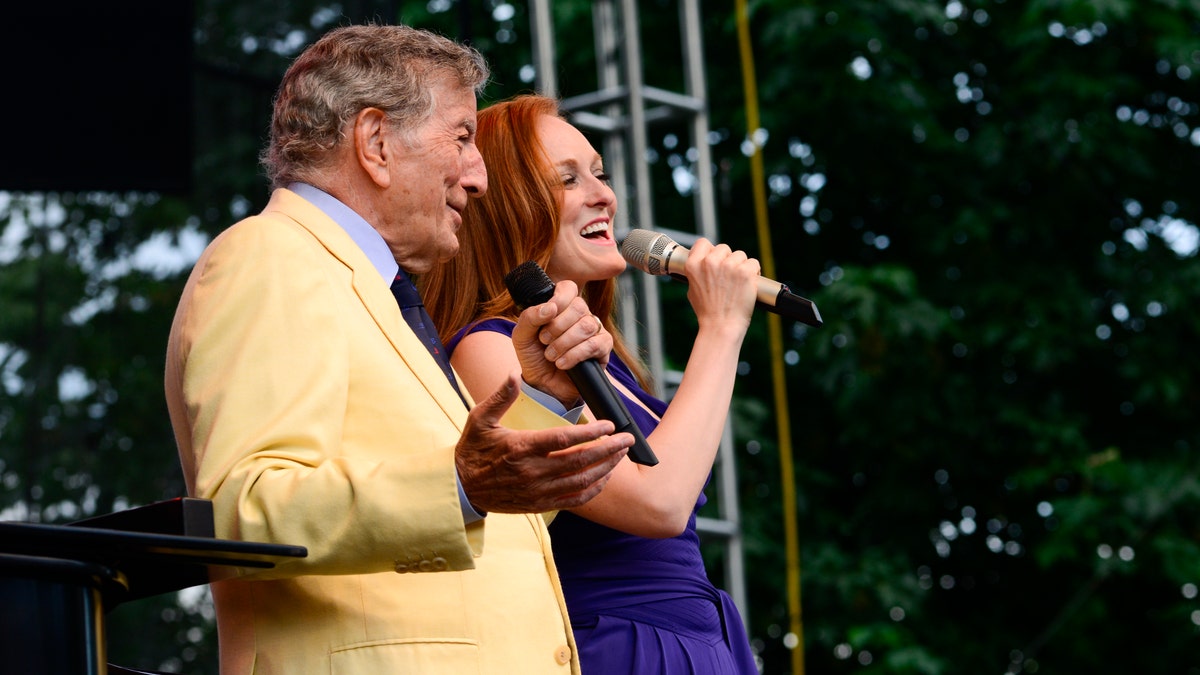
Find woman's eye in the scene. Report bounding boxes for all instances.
[595,172,612,185]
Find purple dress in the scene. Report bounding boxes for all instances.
[449,319,757,674]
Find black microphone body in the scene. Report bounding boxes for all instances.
[620,229,823,328]
[504,261,659,467]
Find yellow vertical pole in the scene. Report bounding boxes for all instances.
[734,1,805,673]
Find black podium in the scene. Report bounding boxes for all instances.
[0,498,306,675]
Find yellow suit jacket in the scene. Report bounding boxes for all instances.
[165,188,579,674]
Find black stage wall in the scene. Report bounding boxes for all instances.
[0,3,193,194]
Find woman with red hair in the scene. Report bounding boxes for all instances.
[422,94,759,674]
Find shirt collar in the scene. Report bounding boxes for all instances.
[289,182,399,283]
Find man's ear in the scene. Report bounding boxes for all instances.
[354,107,391,188]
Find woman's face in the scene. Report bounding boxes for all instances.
[538,115,627,285]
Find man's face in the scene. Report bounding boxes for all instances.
[382,80,487,274]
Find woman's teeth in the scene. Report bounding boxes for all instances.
[581,223,608,238]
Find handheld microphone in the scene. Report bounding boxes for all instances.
[504,261,659,467]
[620,229,823,328]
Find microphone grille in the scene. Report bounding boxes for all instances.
[504,260,556,309]
[620,229,673,276]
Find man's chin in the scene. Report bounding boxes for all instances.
[439,240,460,263]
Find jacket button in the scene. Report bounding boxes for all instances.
[432,556,448,571]
[554,645,571,665]
[393,562,409,574]
[418,559,433,572]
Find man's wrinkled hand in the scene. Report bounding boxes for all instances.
[455,375,632,513]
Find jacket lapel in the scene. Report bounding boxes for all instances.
[262,189,472,424]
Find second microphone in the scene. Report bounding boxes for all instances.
[620,228,823,328]
[504,260,660,467]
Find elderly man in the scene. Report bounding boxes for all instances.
[164,24,631,674]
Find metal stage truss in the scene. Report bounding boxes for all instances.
[526,0,748,627]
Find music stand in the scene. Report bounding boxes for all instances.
[0,498,306,675]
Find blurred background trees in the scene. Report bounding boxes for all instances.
[1,1,1197,673]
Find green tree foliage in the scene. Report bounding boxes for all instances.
[1,1,1197,673]
[719,1,1200,673]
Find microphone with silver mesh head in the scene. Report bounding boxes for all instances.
[620,229,823,328]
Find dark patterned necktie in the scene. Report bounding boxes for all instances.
[390,272,467,407]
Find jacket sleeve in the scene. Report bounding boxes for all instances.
[166,214,477,578]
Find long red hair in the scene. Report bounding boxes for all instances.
[420,94,650,389]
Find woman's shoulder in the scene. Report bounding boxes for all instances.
[447,317,517,352]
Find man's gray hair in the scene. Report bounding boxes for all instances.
[260,23,490,190]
